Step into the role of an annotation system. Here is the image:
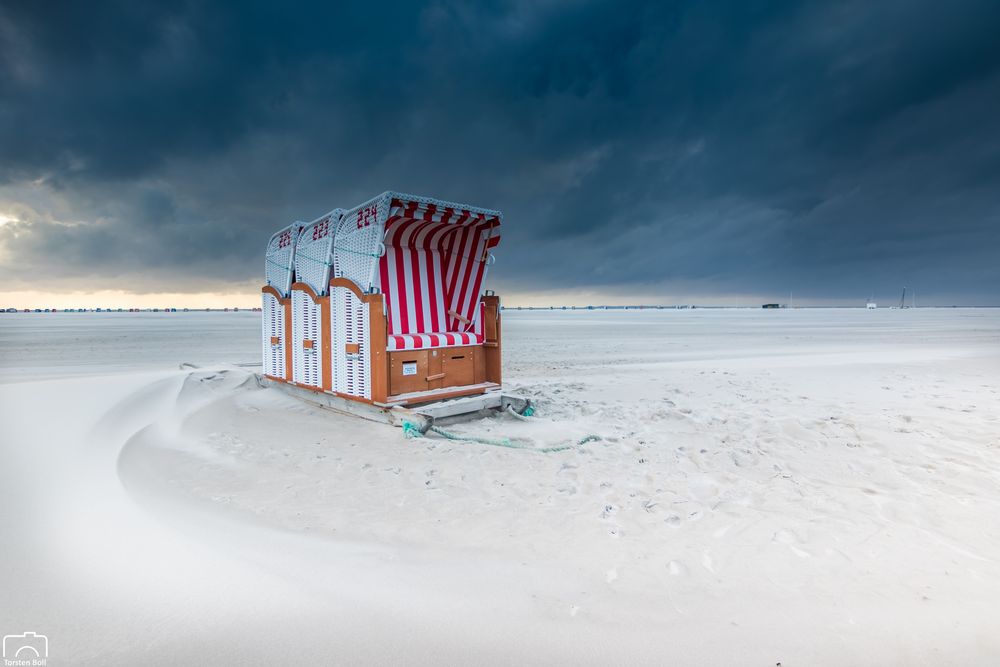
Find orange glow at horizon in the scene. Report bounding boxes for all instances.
[0,286,794,310]
[0,289,263,310]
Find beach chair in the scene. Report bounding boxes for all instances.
[262,192,503,410]
[290,209,345,390]
[261,222,302,381]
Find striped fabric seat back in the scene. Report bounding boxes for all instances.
[441,221,497,332]
[380,233,450,335]
[378,198,500,337]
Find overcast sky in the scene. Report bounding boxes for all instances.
[1,1,998,306]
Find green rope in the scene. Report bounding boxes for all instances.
[335,245,381,258]
[295,251,332,267]
[297,246,381,267]
[265,257,291,272]
[402,421,425,439]
[403,419,599,453]
[427,426,598,452]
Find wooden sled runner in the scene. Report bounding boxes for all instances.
[261,191,525,427]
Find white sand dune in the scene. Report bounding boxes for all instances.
[2,308,999,665]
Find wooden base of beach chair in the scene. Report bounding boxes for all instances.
[261,375,526,428]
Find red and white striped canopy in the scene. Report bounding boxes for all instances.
[377,196,501,337]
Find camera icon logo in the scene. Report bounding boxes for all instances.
[2,632,48,660]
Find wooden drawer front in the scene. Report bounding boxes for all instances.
[387,345,484,396]
[389,351,428,395]
[443,350,475,387]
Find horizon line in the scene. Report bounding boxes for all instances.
[4,304,999,313]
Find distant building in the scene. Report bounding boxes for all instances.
[762,303,783,309]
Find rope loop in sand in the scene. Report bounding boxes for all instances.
[401,406,599,453]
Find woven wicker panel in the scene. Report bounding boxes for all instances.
[264,223,299,296]
[294,209,344,296]
[334,193,390,293]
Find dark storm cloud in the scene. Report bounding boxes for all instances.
[1,0,998,303]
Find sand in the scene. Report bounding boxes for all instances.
[1,308,999,665]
